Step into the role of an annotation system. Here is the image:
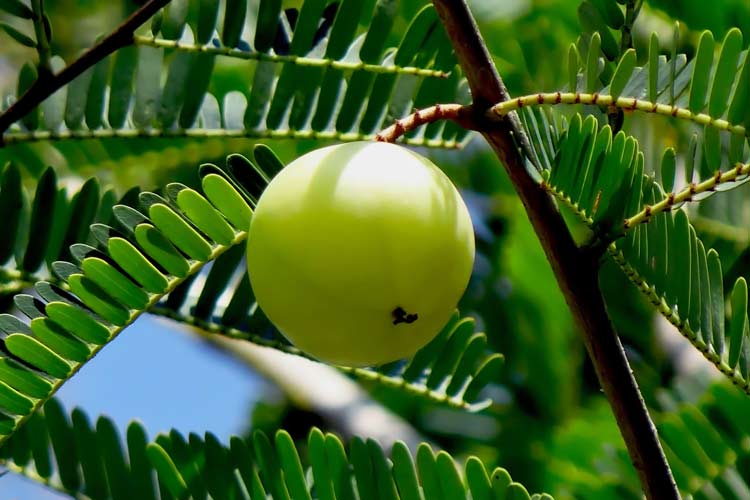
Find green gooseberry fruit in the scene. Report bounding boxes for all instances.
[246,141,475,367]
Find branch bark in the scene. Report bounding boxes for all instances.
[0,0,171,138]
[431,1,678,498]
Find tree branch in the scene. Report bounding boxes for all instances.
[0,0,171,138]
[432,1,678,498]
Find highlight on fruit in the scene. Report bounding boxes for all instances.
[246,141,475,367]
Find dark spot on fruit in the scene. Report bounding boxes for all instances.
[392,306,418,325]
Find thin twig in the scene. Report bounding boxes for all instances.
[133,35,450,78]
[432,1,678,498]
[1,127,463,149]
[374,104,475,143]
[0,0,171,139]
[30,0,51,78]
[624,162,750,230]
[488,91,747,137]
[620,0,642,53]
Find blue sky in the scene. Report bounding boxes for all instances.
[1,315,264,499]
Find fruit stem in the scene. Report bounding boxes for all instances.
[375,104,477,143]
[432,1,678,498]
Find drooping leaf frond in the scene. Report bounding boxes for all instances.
[536,113,750,237]
[0,399,553,500]
[0,161,249,446]
[1,1,468,150]
[529,110,750,394]
[491,28,750,185]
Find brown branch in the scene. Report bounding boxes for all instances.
[432,1,678,498]
[374,103,476,143]
[0,0,171,139]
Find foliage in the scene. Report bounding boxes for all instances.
[0,0,749,498]
[2,398,550,500]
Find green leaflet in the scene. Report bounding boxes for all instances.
[0,358,51,399]
[708,28,743,118]
[107,237,169,294]
[201,174,253,231]
[275,430,312,500]
[254,0,282,52]
[160,0,189,40]
[0,163,23,264]
[0,0,34,19]
[80,257,149,310]
[265,0,329,129]
[157,52,194,129]
[222,0,246,48]
[608,48,636,99]
[85,56,109,130]
[689,31,715,113]
[2,23,35,48]
[358,5,440,134]
[568,43,580,92]
[660,147,676,193]
[585,32,602,92]
[5,334,70,379]
[195,0,219,45]
[727,51,750,127]
[174,186,235,245]
[148,203,213,261]
[578,2,618,61]
[29,317,90,363]
[22,167,57,273]
[40,57,66,131]
[132,46,163,129]
[336,0,400,133]
[72,409,109,499]
[134,224,190,278]
[308,429,337,500]
[67,274,130,326]
[648,32,659,102]
[728,279,748,369]
[0,382,33,415]
[0,400,553,499]
[59,178,101,263]
[44,399,80,491]
[45,302,110,345]
[590,0,624,28]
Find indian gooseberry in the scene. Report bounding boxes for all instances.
[246,141,475,367]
